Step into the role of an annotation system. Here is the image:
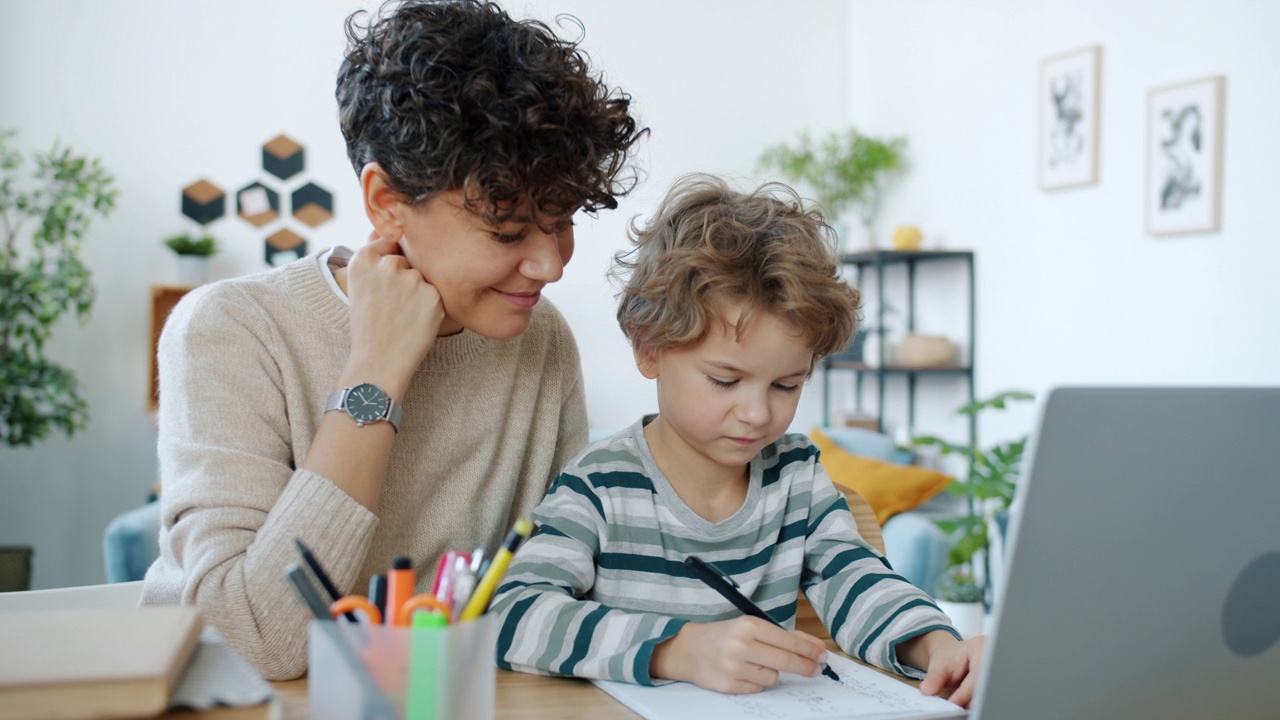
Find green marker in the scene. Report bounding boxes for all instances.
[406,611,449,719]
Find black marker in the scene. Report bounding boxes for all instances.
[295,538,357,622]
[684,555,840,682]
[284,564,396,719]
[368,573,388,622]
[285,562,335,620]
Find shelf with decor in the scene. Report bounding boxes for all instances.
[822,249,975,446]
[148,284,197,413]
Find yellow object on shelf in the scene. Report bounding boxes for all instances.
[891,225,924,251]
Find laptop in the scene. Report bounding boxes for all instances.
[967,387,1280,719]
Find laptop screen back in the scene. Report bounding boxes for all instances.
[973,387,1280,720]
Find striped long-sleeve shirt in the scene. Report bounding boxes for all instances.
[491,417,960,685]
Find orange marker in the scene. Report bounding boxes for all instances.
[386,555,415,626]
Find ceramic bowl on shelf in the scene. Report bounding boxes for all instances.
[895,333,958,368]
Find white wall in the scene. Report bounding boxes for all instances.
[6,0,1277,590]
[844,0,1280,445]
[0,0,848,588]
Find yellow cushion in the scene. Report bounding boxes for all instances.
[810,427,952,526]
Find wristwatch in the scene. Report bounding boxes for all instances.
[324,383,403,432]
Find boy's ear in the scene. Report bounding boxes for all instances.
[360,162,406,241]
[633,343,660,380]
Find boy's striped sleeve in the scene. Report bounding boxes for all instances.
[801,462,960,679]
[490,471,687,685]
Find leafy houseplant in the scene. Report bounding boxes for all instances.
[933,567,983,605]
[757,126,906,248]
[913,390,1036,607]
[164,232,217,257]
[0,130,118,447]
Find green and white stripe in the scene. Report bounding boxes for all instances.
[491,417,959,685]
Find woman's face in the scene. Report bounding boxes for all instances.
[396,189,576,339]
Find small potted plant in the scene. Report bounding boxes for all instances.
[165,232,218,286]
[757,126,906,250]
[932,568,985,637]
[913,390,1035,635]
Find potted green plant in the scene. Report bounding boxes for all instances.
[164,232,218,286]
[0,130,118,447]
[913,390,1035,633]
[757,126,906,250]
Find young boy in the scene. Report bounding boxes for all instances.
[490,175,986,706]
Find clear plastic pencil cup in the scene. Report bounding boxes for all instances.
[308,613,499,720]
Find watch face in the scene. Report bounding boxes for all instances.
[346,383,389,425]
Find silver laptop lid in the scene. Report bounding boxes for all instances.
[973,387,1280,720]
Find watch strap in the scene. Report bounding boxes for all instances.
[323,388,347,415]
[385,397,404,432]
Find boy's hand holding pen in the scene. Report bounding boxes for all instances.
[684,556,839,682]
[645,555,837,694]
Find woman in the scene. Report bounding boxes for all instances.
[141,0,645,680]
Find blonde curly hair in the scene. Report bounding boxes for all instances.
[613,174,861,371]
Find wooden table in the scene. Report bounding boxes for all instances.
[194,639,919,719]
[165,665,647,719]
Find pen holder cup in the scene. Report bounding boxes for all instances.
[309,615,499,720]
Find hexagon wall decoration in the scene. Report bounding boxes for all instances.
[237,181,280,227]
[265,228,307,267]
[292,182,334,228]
[183,133,336,268]
[181,179,226,225]
[263,134,304,180]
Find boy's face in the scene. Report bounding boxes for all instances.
[398,189,576,339]
[637,306,813,476]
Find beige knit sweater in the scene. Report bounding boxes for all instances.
[140,251,588,680]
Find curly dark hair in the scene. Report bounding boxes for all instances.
[614,174,861,372]
[336,0,645,223]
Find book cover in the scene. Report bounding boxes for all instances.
[0,605,203,720]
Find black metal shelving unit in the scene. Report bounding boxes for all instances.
[821,250,976,445]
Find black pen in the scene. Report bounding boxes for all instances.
[684,555,841,682]
[295,538,357,622]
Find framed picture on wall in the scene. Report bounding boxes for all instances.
[1146,76,1226,235]
[1039,45,1101,190]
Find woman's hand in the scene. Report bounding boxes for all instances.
[342,234,446,398]
[650,617,829,694]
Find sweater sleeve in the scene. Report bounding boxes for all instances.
[490,470,687,685]
[801,453,960,680]
[148,285,378,680]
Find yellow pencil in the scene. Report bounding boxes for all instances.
[459,518,533,621]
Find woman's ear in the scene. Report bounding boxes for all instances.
[633,343,660,379]
[360,162,406,241]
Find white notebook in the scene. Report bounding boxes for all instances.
[592,654,963,720]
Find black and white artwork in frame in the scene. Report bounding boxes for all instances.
[1039,45,1100,190]
[1146,76,1226,235]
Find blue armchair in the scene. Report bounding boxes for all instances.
[103,499,160,583]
